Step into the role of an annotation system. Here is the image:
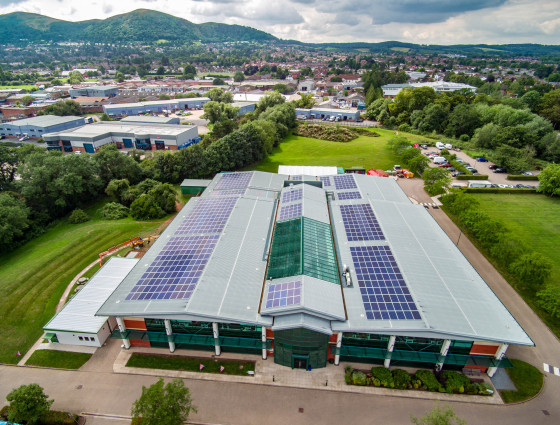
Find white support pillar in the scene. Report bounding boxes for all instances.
[435,339,451,371]
[164,319,175,353]
[487,343,509,377]
[384,335,396,368]
[212,322,221,356]
[334,332,343,366]
[261,327,267,360]
[116,317,130,349]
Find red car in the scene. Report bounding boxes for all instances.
[438,163,453,168]
[413,143,421,149]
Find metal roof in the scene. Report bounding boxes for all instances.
[95,172,533,346]
[9,115,84,127]
[45,258,137,333]
[278,165,338,176]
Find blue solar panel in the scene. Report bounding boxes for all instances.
[333,174,357,190]
[265,280,302,308]
[338,191,362,200]
[290,175,302,181]
[176,198,237,234]
[350,246,421,320]
[278,203,302,221]
[320,176,332,187]
[282,188,303,203]
[209,189,245,197]
[215,172,253,190]
[340,204,385,241]
[125,235,219,301]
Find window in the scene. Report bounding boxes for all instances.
[84,337,90,341]
[78,336,83,341]
[90,337,95,342]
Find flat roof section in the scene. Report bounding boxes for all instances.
[9,115,84,127]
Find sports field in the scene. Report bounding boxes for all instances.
[471,193,560,286]
[0,200,175,364]
[250,128,425,173]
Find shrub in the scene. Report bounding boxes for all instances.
[293,123,378,143]
[392,369,412,389]
[101,202,129,220]
[414,370,442,392]
[507,175,539,181]
[351,371,367,386]
[537,285,560,319]
[441,370,470,393]
[461,188,537,194]
[455,174,489,180]
[68,209,90,224]
[370,367,394,388]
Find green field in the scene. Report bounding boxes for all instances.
[250,128,424,173]
[500,359,543,403]
[0,200,174,364]
[472,193,560,285]
[26,350,92,369]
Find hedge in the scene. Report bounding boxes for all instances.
[507,175,539,181]
[461,188,538,194]
[456,174,489,180]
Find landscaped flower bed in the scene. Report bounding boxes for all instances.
[344,366,493,395]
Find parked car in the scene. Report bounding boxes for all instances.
[476,157,489,162]
[488,165,498,170]
[466,167,478,173]
[452,171,465,177]
[455,158,464,164]
[393,165,402,172]
[439,163,453,168]
[447,167,456,172]
[522,171,533,176]
[498,184,508,188]
[421,144,428,149]
[493,168,507,173]
[491,184,499,188]
[413,143,421,149]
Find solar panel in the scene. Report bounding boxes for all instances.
[125,235,219,301]
[320,176,332,187]
[176,197,237,234]
[278,203,302,221]
[333,174,357,190]
[265,280,302,308]
[350,245,421,320]
[215,172,253,190]
[337,191,362,200]
[281,188,303,203]
[340,204,385,241]
[209,189,245,197]
[290,175,302,181]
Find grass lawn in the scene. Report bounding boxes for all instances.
[0,198,175,364]
[126,353,255,376]
[499,359,543,403]
[249,128,427,173]
[0,84,38,91]
[26,350,92,369]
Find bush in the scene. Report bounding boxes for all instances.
[461,188,537,194]
[414,370,442,392]
[370,367,394,388]
[101,202,129,220]
[392,369,412,389]
[68,209,90,224]
[455,174,489,180]
[507,175,540,181]
[537,284,560,319]
[441,370,470,393]
[293,124,377,143]
[351,371,367,386]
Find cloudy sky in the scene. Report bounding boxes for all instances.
[0,0,559,45]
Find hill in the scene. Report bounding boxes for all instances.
[0,9,276,44]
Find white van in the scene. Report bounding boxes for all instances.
[433,156,447,164]
[435,142,445,150]
[445,143,453,150]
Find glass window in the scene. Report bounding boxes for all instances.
[78,336,83,341]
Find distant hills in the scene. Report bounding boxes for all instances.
[0,9,276,44]
[1,9,559,57]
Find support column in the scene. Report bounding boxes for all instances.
[116,317,130,349]
[261,327,267,360]
[384,335,396,368]
[487,343,509,377]
[334,332,343,366]
[164,319,175,353]
[212,322,221,356]
[435,339,451,371]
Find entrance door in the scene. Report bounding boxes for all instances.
[292,355,308,369]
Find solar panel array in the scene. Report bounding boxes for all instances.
[320,176,332,187]
[265,280,302,308]
[278,203,303,221]
[340,204,385,241]
[350,245,421,320]
[209,189,246,197]
[337,191,362,200]
[282,188,303,203]
[215,172,253,190]
[125,235,219,301]
[333,174,357,190]
[176,197,237,234]
[290,175,302,181]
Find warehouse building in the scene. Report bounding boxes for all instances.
[296,107,361,121]
[120,116,180,125]
[382,82,477,98]
[0,115,85,138]
[43,121,199,153]
[94,171,532,375]
[69,85,119,98]
[231,101,256,115]
[103,98,210,117]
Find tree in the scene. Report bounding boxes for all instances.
[21,95,35,106]
[537,285,560,319]
[183,64,196,79]
[156,66,165,75]
[100,113,112,121]
[67,70,84,84]
[233,71,245,82]
[131,378,196,425]
[273,83,289,94]
[423,167,452,196]
[213,77,226,85]
[106,178,131,202]
[510,252,552,291]
[0,193,30,253]
[410,403,466,425]
[202,101,239,124]
[0,145,19,190]
[6,383,53,425]
[520,90,541,112]
[206,88,233,103]
[115,72,125,83]
[256,91,285,114]
[37,100,82,116]
[101,202,129,220]
[68,208,90,224]
[158,94,171,100]
[537,164,560,197]
[93,145,144,185]
[539,88,560,129]
[294,92,316,109]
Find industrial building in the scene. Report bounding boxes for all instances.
[120,116,180,125]
[0,115,85,138]
[88,171,531,375]
[43,121,199,153]
[382,82,477,98]
[69,85,119,99]
[296,107,361,121]
[231,101,256,115]
[103,98,210,117]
